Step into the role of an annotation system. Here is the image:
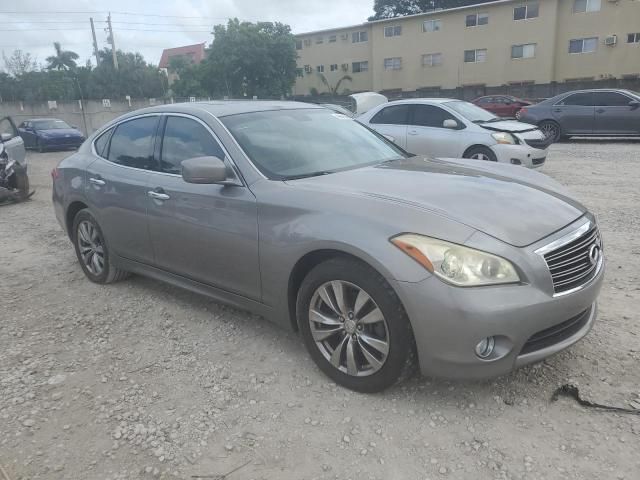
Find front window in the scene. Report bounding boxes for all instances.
[514,3,539,20]
[464,49,487,63]
[573,0,601,13]
[422,19,442,32]
[511,43,536,59]
[384,57,402,70]
[466,13,489,27]
[569,37,598,53]
[33,119,71,130]
[384,25,402,37]
[221,109,407,180]
[444,101,497,123]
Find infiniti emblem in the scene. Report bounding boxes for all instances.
[588,244,601,265]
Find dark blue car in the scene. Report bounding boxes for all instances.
[17,118,85,152]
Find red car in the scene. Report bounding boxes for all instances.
[472,95,533,118]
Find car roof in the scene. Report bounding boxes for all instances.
[28,118,65,121]
[388,98,459,105]
[123,100,324,119]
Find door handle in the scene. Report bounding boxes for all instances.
[408,130,419,135]
[89,177,105,186]
[553,108,562,113]
[148,190,170,201]
[596,108,605,114]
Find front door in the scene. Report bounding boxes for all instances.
[368,104,409,149]
[146,115,261,300]
[405,104,464,158]
[552,92,595,135]
[592,91,640,135]
[86,115,159,265]
[0,117,26,163]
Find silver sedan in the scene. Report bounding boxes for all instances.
[52,102,604,392]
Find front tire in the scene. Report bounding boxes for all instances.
[72,209,129,284]
[538,120,562,143]
[297,257,416,393]
[463,146,498,162]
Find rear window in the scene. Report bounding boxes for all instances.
[370,105,410,125]
[94,128,113,158]
[107,116,158,170]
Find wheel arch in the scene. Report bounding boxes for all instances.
[65,200,89,238]
[462,144,494,158]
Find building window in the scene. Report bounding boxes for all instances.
[383,57,402,70]
[304,65,312,73]
[329,35,337,43]
[628,33,640,44]
[511,43,536,59]
[352,31,368,43]
[422,53,443,66]
[466,13,489,27]
[352,61,369,73]
[573,0,601,13]
[295,68,303,78]
[295,40,303,50]
[464,49,487,63]
[569,37,598,53]
[316,65,324,73]
[316,36,323,44]
[514,3,539,20]
[330,64,338,71]
[303,39,311,47]
[422,19,442,32]
[384,25,402,37]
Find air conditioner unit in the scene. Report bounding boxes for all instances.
[605,35,617,46]
[341,63,349,71]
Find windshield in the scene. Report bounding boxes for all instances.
[444,101,498,123]
[33,119,71,130]
[221,109,408,180]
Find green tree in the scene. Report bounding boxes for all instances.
[199,19,297,98]
[2,49,38,76]
[369,0,495,19]
[318,73,352,95]
[45,42,80,71]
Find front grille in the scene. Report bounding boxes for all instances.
[525,137,553,150]
[532,157,546,165]
[543,225,602,294]
[521,307,591,355]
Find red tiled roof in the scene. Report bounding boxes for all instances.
[158,43,206,68]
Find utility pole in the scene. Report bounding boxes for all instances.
[107,13,118,70]
[90,17,100,67]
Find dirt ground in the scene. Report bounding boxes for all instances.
[1,141,639,480]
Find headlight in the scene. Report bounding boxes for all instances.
[491,132,518,145]
[391,234,520,287]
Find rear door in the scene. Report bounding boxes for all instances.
[405,104,465,157]
[17,121,36,148]
[367,104,409,148]
[493,97,513,117]
[551,92,595,135]
[86,115,159,265]
[146,114,261,300]
[0,117,26,163]
[592,91,640,135]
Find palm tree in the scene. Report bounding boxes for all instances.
[318,73,352,95]
[46,42,79,71]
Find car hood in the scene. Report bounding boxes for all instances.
[478,120,538,133]
[287,157,586,247]
[38,128,83,137]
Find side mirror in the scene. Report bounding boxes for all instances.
[443,119,458,129]
[0,132,13,142]
[181,156,229,184]
[629,100,639,110]
[72,125,79,129]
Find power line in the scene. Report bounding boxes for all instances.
[0,10,234,19]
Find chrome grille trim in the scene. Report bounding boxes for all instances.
[535,220,604,296]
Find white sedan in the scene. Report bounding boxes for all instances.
[356,97,551,169]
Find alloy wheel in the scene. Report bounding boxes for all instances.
[77,220,105,276]
[540,122,559,140]
[308,280,390,377]
[470,152,491,160]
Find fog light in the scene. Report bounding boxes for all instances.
[475,336,495,359]
[510,158,522,165]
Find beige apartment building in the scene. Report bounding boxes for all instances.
[293,0,640,97]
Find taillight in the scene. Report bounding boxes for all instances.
[519,107,528,116]
[51,167,59,180]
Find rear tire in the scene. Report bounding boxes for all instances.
[463,146,498,162]
[297,257,416,393]
[72,209,130,284]
[538,120,562,143]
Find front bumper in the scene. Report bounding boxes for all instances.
[491,143,548,169]
[393,224,605,380]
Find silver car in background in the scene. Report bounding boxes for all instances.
[52,102,604,392]
[358,98,552,168]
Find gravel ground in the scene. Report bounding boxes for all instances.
[1,141,639,480]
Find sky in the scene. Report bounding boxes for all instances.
[0,0,374,69]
